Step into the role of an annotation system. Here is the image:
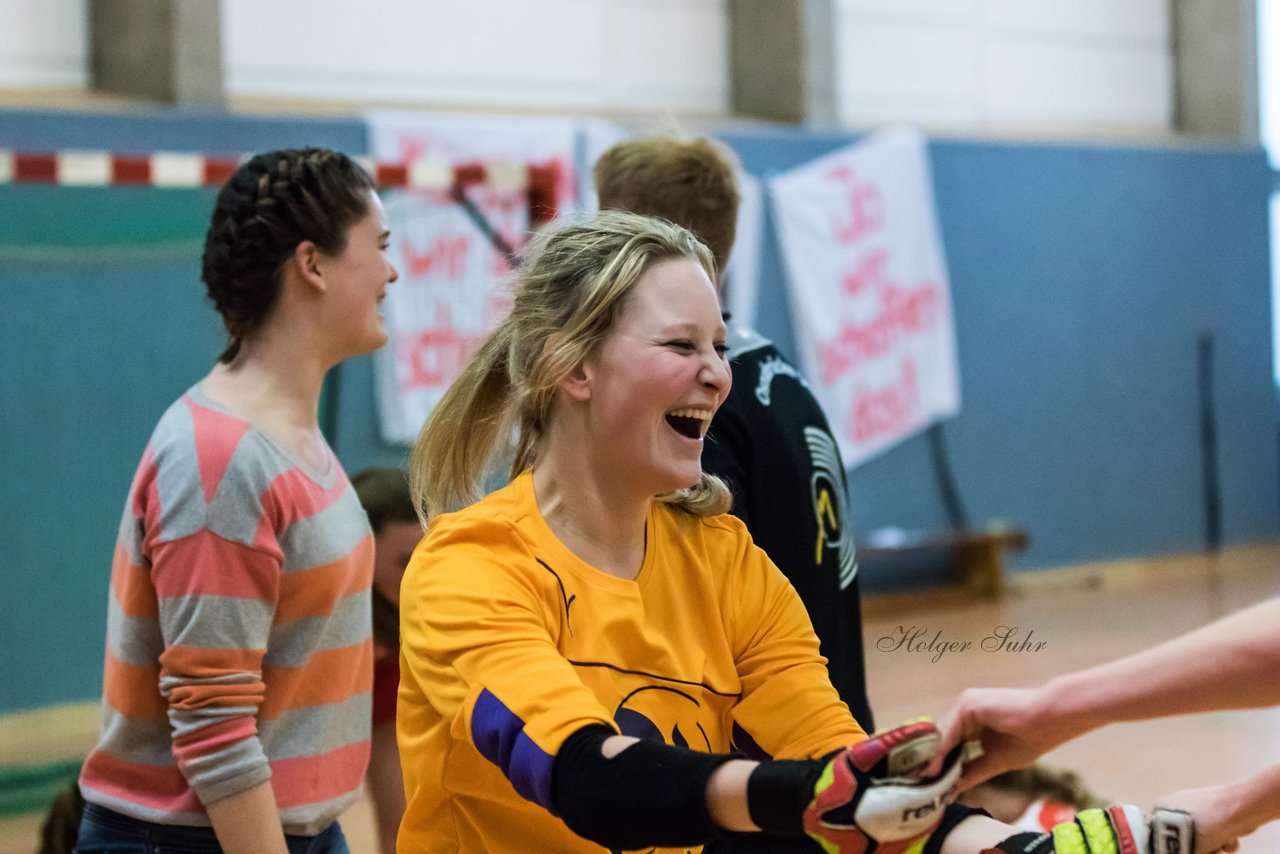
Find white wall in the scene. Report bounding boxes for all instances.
[0,0,87,88]
[835,0,1173,134]
[222,0,729,114]
[0,0,1174,136]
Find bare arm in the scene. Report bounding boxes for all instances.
[935,813,1038,853]
[704,752,761,831]
[206,780,288,854]
[1042,597,1280,723]
[1157,763,1280,854]
[368,721,407,854]
[935,597,1280,788]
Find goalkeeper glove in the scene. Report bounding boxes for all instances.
[802,719,966,854]
[987,805,1194,854]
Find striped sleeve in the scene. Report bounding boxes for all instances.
[144,400,283,804]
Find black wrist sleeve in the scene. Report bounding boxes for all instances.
[743,758,825,836]
[989,831,1055,853]
[551,724,735,850]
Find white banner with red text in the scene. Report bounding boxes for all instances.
[768,127,961,468]
[365,110,580,444]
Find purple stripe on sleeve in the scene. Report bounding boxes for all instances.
[472,689,557,811]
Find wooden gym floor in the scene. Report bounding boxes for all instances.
[3,543,1279,853]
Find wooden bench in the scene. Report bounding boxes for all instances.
[857,527,1030,600]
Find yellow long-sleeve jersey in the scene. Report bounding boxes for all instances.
[397,471,866,853]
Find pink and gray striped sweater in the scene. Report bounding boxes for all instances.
[80,385,375,835]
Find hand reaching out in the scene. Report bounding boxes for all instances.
[1156,784,1248,854]
[930,687,1080,791]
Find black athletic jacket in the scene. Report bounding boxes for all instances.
[702,324,874,731]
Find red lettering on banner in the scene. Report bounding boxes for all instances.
[397,305,488,391]
[403,236,470,280]
[882,281,938,333]
[851,358,918,444]
[819,278,939,384]
[842,248,887,296]
[830,167,885,245]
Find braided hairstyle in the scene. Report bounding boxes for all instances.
[201,147,376,363]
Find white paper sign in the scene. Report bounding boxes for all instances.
[365,110,579,444]
[373,191,524,444]
[768,127,960,467]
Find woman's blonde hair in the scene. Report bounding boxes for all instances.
[409,210,732,525]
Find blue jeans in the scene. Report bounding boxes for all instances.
[75,803,351,854]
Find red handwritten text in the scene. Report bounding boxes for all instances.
[402,235,470,281]
[850,358,918,444]
[842,248,887,296]
[820,279,939,384]
[397,304,488,391]
[830,167,885,245]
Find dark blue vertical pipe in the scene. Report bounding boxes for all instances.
[1199,331,1222,551]
[928,422,970,530]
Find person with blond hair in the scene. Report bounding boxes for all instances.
[593,134,873,733]
[395,210,1155,854]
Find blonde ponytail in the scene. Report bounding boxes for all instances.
[409,321,517,526]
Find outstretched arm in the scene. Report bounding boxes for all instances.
[1156,763,1280,854]
[934,597,1280,789]
[555,720,977,852]
[697,732,1130,854]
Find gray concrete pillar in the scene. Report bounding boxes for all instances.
[729,0,837,127]
[1171,0,1258,140]
[90,0,223,107]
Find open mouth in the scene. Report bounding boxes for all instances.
[665,408,712,440]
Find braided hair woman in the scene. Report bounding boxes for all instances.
[76,148,398,854]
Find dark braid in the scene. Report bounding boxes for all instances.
[201,147,376,363]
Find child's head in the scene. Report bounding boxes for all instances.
[958,764,1104,831]
[38,778,84,854]
[593,135,741,284]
